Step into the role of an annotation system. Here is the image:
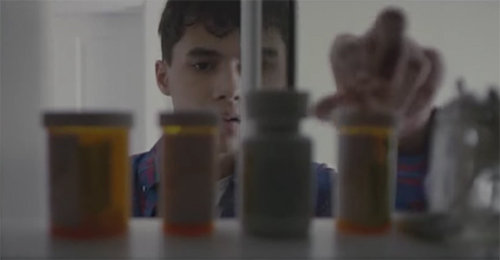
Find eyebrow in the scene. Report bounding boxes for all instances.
[186,47,278,59]
[187,47,222,58]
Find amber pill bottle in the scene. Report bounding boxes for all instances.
[334,107,398,235]
[44,112,132,239]
[159,112,218,236]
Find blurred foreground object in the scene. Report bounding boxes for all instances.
[159,112,219,237]
[329,7,433,118]
[399,80,500,248]
[334,107,398,235]
[242,90,312,238]
[44,112,133,239]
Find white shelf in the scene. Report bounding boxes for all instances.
[2,218,498,259]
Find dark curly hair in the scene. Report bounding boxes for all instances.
[158,0,290,63]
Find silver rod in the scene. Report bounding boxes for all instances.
[241,0,262,95]
[238,0,262,219]
[240,0,262,140]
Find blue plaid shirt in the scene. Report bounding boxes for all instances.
[131,138,429,217]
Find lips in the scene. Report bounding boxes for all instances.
[223,116,240,123]
[222,116,240,136]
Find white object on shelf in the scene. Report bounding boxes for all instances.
[2,219,497,259]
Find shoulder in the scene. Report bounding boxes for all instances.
[131,151,149,171]
[131,151,153,175]
[312,162,337,193]
[312,162,337,183]
[312,162,336,174]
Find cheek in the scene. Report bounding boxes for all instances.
[169,68,214,109]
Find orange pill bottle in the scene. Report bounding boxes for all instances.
[44,112,132,239]
[334,107,397,235]
[159,112,218,236]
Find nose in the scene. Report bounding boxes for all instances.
[214,60,240,102]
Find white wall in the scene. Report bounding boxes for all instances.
[1,0,164,222]
[297,0,500,169]
[48,0,172,154]
[48,8,147,154]
[1,1,51,221]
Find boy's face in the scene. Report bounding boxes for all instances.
[155,23,287,153]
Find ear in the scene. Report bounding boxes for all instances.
[155,60,170,96]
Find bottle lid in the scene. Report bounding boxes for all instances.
[246,90,309,120]
[44,112,133,127]
[160,111,218,126]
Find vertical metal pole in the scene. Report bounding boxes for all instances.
[241,0,262,95]
[287,0,297,90]
[238,0,262,218]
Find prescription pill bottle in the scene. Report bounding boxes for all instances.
[241,90,312,238]
[44,112,133,239]
[159,111,218,236]
[334,107,397,235]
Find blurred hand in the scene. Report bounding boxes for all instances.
[314,7,444,139]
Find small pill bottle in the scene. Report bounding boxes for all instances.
[241,90,312,238]
[44,112,133,239]
[333,107,398,235]
[159,111,219,236]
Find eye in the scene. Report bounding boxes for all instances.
[192,62,215,71]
